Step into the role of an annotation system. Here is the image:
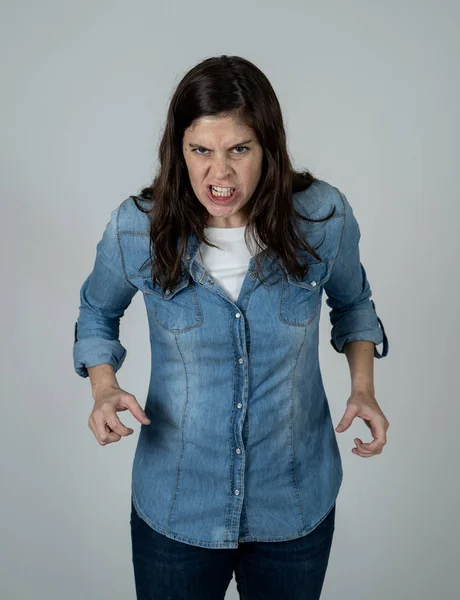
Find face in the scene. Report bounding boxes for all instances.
[182,114,264,227]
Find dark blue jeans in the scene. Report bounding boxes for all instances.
[131,498,335,599]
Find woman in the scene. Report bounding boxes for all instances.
[73,55,389,600]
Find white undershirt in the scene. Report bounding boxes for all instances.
[199,226,266,303]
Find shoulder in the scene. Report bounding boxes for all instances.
[116,195,153,234]
[109,195,154,281]
[293,178,347,219]
[293,179,350,262]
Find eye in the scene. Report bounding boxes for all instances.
[192,147,209,155]
[233,146,249,154]
[191,146,249,156]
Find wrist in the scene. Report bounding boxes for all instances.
[351,377,375,396]
[88,364,120,399]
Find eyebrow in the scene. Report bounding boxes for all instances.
[188,139,253,149]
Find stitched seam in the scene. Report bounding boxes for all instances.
[289,329,308,530]
[167,335,188,532]
[333,190,347,262]
[116,201,131,283]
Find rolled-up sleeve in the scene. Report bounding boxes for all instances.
[323,190,388,358]
[73,205,138,378]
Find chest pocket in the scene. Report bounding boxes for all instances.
[142,275,203,333]
[280,260,332,327]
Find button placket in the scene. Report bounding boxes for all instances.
[232,300,246,505]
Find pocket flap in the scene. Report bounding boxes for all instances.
[142,275,191,299]
[286,260,332,291]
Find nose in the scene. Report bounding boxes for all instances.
[210,154,234,179]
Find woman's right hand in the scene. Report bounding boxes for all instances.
[88,385,151,446]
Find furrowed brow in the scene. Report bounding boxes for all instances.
[188,139,253,149]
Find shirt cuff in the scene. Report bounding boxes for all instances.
[73,338,128,378]
[330,301,389,358]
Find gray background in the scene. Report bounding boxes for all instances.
[1,0,459,598]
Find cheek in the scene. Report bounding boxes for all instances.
[185,160,202,183]
[244,161,262,185]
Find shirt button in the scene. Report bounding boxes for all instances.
[234,489,240,495]
[249,272,255,278]
[238,358,244,364]
[236,402,243,409]
[185,254,191,260]
[235,448,241,454]
[311,281,317,287]
[235,313,241,318]
[209,279,214,285]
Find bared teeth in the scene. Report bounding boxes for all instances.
[211,186,235,197]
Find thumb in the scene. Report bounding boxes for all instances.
[335,407,356,432]
[126,396,151,425]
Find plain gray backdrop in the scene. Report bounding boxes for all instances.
[1,0,459,598]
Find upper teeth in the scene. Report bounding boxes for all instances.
[212,186,234,192]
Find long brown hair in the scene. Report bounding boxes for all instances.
[132,55,335,293]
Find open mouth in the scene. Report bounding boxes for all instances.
[207,185,238,203]
[208,185,236,198]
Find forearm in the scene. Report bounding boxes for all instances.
[87,363,120,400]
[343,340,375,395]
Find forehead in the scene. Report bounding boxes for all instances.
[184,115,253,142]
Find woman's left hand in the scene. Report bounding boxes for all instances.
[335,391,390,458]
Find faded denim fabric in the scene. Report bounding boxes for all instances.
[73,179,388,549]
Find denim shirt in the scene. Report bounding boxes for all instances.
[73,178,388,549]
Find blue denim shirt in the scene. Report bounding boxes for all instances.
[73,179,388,549]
